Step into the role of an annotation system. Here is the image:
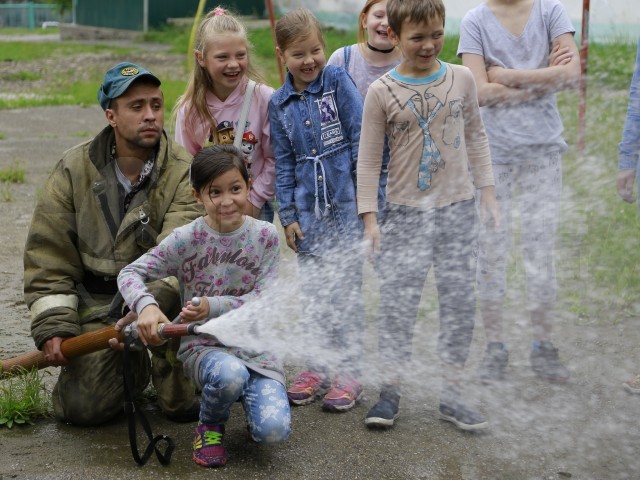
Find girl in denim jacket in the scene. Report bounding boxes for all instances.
[269,8,366,412]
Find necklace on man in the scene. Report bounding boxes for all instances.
[366,42,395,54]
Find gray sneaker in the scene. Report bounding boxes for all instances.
[530,341,570,383]
[365,387,400,428]
[477,342,509,385]
[439,398,488,431]
[623,374,640,394]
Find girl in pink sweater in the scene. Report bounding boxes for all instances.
[174,6,276,222]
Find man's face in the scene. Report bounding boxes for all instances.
[106,81,164,151]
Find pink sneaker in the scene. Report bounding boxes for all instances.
[287,371,329,405]
[193,423,226,467]
[322,375,363,411]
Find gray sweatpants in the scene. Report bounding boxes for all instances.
[476,154,562,310]
[377,200,478,370]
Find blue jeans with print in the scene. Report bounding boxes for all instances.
[198,351,291,443]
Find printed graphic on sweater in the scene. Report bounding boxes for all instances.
[381,69,462,190]
[317,92,344,149]
[209,120,235,145]
[205,119,258,167]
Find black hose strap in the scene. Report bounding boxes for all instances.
[122,337,175,466]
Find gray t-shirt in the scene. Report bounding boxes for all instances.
[457,0,575,162]
[327,44,401,99]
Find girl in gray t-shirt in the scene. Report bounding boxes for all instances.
[457,0,580,385]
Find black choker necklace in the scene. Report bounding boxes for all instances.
[367,42,395,54]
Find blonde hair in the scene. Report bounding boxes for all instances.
[274,8,325,53]
[173,6,265,135]
[357,0,387,46]
[387,0,445,36]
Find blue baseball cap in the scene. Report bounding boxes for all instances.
[97,62,161,110]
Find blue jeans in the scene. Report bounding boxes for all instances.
[296,249,365,377]
[198,351,290,444]
[259,199,275,223]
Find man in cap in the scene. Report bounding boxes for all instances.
[24,62,200,426]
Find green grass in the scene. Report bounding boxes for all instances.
[0,164,25,202]
[0,41,134,62]
[1,185,13,202]
[0,369,51,428]
[0,71,42,82]
[0,27,60,35]
[69,131,92,137]
[0,89,94,110]
[142,24,191,54]
[0,164,25,184]
[0,41,139,109]
[587,42,638,90]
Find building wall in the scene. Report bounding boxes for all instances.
[74,0,264,31]
[74,0,205,30]
[75,0,143,30]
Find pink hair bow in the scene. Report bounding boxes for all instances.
[213,7,225,16]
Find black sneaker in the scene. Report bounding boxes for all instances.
[439,398,488,431]
[530,341,570,383]
[365,388,400,428]
[478,342,509,385]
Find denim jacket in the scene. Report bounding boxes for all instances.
[269,65,364,254]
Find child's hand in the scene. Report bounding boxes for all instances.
[549,44,573,67]
[478,186,501,231]
[180,297,210,322]
[617,169,637,203]
[284,222,304,252]
[136,304,170,347]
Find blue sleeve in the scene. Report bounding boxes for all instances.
[619,39,640,171]
[268,98,298,227]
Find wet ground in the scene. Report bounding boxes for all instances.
[1,103,640,479]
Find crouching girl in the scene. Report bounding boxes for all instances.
[117,145,290,468]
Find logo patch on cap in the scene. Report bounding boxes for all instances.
[120,66,139,76]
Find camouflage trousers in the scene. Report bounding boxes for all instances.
[51,321,196,426]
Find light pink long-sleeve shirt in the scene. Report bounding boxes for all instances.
[357,62,494,213]
[175,78,276,209]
